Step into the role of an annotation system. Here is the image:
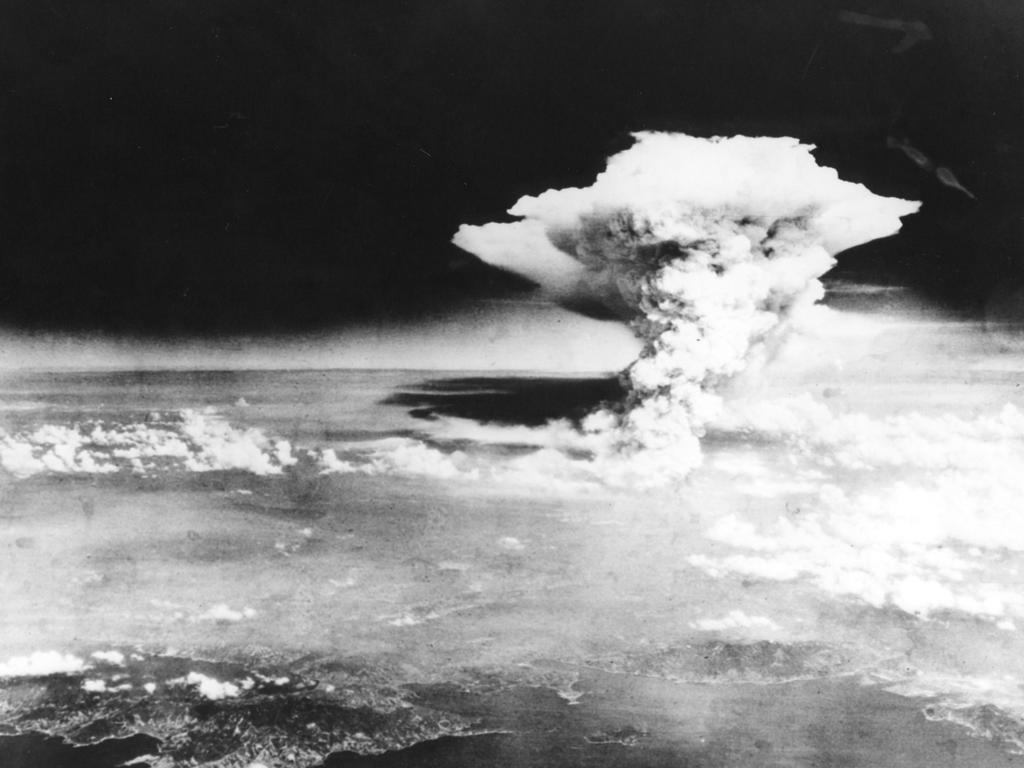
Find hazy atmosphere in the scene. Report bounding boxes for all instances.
[3,2,1024,767]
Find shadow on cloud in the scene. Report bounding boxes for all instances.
[382,376,624,427]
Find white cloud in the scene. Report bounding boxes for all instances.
[181,672,241,700]
[685,389,1024,622]
[0,651,87,677]
[691,610,780,632]
[196,604,257,622]
[0,409,299,478]
[317,448,358,475]
[362,438,477,480]
[0,439,45,477]
[714,396,1024,473]
[387,612,438,627]
[691,471,1024,620]
[180,409,287,475]
[90,650,126,666]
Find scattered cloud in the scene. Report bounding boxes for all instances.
[692,395,1024,622]
[180,672,242,700]
[0,409,299,478]
[196,604,258,623]
[0,651,88,677]
[91,650,126,666]
[691,610,780,633]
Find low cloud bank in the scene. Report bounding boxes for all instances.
[0,651,88,677]
[690,394,1024,622]
[0,409,297,478]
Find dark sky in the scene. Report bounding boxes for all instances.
[1,0,1023,334]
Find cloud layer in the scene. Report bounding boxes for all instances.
[690,394,1024,622]
[0,409,297,478]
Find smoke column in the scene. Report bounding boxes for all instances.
[454,133,919,480]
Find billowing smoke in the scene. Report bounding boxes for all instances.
[454,133,919,478]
